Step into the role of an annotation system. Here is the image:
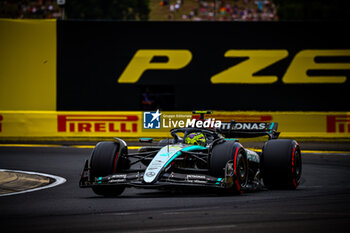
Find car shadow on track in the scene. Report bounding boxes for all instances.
[84,188,236,199]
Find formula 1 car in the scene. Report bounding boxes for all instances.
[79,112,302,196]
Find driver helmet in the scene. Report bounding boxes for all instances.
[185,132,206,146]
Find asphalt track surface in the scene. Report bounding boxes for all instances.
[1,142,350,233]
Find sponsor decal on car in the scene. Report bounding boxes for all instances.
[111,174,127,179]
[221,122,268,130]
[146,172,156,177]
[186,175,206,180]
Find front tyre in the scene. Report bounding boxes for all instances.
[90,141,128,196]
[262,139,302,189]
[210,141,248,194]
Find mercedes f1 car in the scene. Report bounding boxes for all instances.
[79,112,302,196]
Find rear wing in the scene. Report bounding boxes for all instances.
[192,110,280,139]
[219,121,280,139]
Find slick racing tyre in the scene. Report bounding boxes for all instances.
[90,141,128,196]
[262,139,302,189]
[210,141,248,194]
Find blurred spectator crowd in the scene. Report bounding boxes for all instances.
[0,0,277,21]
[0,0,62,19]
[160,0,278,21]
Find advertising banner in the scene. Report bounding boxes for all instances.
[57,21,350,112]
[0,111,349,140]
[0,111,142,138]
[0,19,56,111]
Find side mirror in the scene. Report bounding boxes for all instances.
[139,138,153,143]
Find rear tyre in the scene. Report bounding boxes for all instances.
[210,141,248,194]
[262,139,302,189]
[90,141,128,196]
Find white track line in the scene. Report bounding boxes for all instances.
[0,169,66,197]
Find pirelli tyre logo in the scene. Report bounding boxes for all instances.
[57,115,138,133]
[327,115,350,133]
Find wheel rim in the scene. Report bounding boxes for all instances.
[294,150,302,182]
[236,153,248,187]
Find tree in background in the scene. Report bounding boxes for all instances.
[65,0,150,20]
[272,0,350,21]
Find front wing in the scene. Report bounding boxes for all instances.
[79,160,235,190]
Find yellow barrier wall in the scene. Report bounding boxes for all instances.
[0,19,56,110]
[0,111,349,140]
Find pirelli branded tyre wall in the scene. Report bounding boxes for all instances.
[1,111,350,139]
[1,20,350,139]
[56,21,350,111]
